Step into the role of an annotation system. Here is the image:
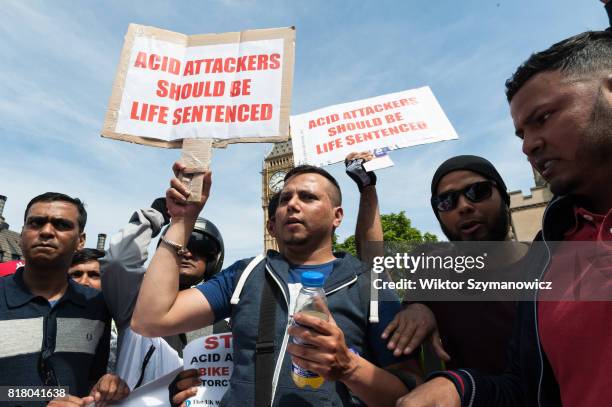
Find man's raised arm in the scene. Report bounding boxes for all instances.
[131,162,215,337]
[345,151,383,265]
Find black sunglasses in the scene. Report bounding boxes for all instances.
[433,181,495,212]
[186,234,219,260]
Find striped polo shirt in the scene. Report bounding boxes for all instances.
[0,267,110,402]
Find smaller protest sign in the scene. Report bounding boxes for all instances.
[182,333,234,406]
[290,87,458,167]
[363,148,394,172]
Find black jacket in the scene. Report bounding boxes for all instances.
[433,195,581,407]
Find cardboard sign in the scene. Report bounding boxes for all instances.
[290,87,458,167]
[183,333,234,405]
[102,24,295,148]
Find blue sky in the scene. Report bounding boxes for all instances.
[0,0,608,265]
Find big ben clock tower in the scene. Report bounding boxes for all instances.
[262,140,294,250]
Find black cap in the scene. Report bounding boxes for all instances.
[430,155,510,217]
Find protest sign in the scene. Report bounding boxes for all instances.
[112,367,182,407]
[290,87,458,167]
[102,24,295,148]
[183,333,234,405]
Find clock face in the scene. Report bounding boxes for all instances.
[268,171,286,193]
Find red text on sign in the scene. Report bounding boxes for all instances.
[315,138,343,155]
[198,367,230,377]
[229,79,252,97]
[134,52,181,75]
[309,114,340,129]
[328,118,383,137]
[182,54,281,75]
[344,122,429,146]
[173,104,272,124]
[157,80,225,100]
[385,112,403,123]
[342,98,418,119]
[204,334,232,350]
[130,102,169,124]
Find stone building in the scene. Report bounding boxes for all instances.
[0,195,23,262]
[509,170,553,242]
[261,141,294,251]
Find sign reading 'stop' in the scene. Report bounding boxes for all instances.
[102,24,295,148]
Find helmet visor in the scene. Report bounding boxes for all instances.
[187,231,220,260]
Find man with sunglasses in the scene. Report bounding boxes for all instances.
[100,197,225,392]
[418,155,529,374]
[430,155,517,243]
[382,155,527,375]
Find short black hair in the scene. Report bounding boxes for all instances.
[71,248,105,266]
[267,192,281,220]
[506,31,612,102]
[284,165,342,206]
[24,192,87,232]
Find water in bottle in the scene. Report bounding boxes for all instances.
[291,271,328,389]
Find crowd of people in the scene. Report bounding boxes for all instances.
[0,5,611,407]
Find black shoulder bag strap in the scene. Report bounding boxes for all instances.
[255,269,278,407]
[135,344,156,388]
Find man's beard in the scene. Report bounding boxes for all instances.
[440,201,509,242]
[179,272,204,289]
[178,263,206,288]
[549,89,612,196]
[282,234,309,247]
[582,89,612,163]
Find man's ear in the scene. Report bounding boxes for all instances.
[77,232,86,250]
[266,219,276,238]
[604,73,612,102]
[333,207,344,228]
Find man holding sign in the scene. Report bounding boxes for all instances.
[132,163,421,406]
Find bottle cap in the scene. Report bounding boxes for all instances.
[301,271,325,287]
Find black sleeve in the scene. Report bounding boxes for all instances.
[428,303,526,407]
[606,2,612,31]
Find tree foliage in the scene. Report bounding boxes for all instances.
[334,211,437,255]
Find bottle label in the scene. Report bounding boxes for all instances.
[291,361,325,389]
[291,363,319,378]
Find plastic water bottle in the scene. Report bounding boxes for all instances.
[291,271,328,389]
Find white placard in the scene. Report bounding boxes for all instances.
[183,333,234,406]
[290,87,458,167]
[102,24,295,148]
[113,367,182,407]
[363,152,394,172]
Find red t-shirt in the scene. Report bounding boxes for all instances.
[538,207,612,407]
